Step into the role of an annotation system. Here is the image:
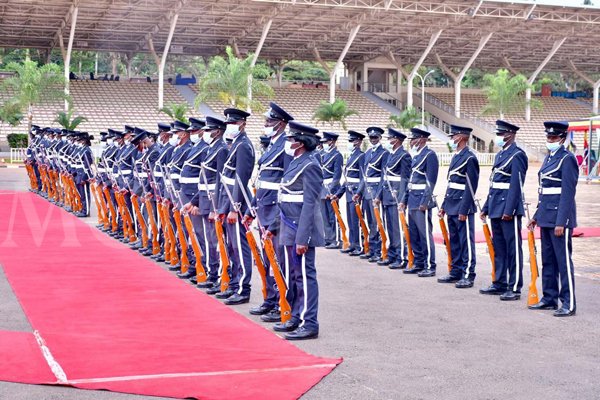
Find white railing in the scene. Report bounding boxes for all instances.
[438,152,495,166]
[10,148,27,163]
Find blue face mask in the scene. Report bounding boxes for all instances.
[546,141,561,152]
[494,136,505,148]
[449,141,458,151]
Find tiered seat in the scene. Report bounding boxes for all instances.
[429,92,591,150]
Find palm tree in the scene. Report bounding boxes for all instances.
[54,107,87,131]
[1,60,68,138]
[0,99,24,139]
[388,106,421,131]
[159,102,190,123]
[194,46,274,111]
[481,69,541,119]
[312,98,358,130]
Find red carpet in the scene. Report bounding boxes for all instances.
[0,191,340,399]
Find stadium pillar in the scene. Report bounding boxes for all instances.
[526,37,566,121]
[406,29,442,108]
[63,6,79,112]
[156,14,180,109]
[330,25,361,103]
[569,60,600,115]
[247,19,273,112]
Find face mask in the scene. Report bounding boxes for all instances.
[384,143,393,152]
[168,136,178,146]
[410,145,420,156]
[225,124,240,139]
[107,138,114,146]
[546,141,561,152]
[284,140,298,156]
[190,134,201,144]
[346,143,355,152]
[494,136,505,148]
[264,123,279,138]
[449,141,458,151]
[203,131,213,144]
[323,143,331,152]
[370,141,380,149]
[61,137,67,142]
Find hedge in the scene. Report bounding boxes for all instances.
[7,133,28,148]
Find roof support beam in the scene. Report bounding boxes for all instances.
[569,60,600,115]
[502,56,520,75]
[525,37,566,121]
[406,29,442,108]
[471,0,484,17]
[312,46,331,75]
[247,19,273,111]
[148,13,180,110]
[63,6,78,112]
[330,24,360,103]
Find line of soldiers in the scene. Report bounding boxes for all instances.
[25,106,578,320]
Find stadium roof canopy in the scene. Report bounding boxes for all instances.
[3,0,600,74]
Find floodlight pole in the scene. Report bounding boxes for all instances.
[414,70,434,127]
[247,19,273,113]
[63,6,79,112]
[406,29,442,108]
[525,37,566,121]
[330,25,360,103]
[157,14,180,110]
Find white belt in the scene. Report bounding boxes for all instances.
[137,172,148,178]
[179,176,200,184]
[198,183,216,191]
[74,164,84,168]
[154,171,163,177]
[540,187,561,195]
[170,173,180,180]
[385,176,402,182]
[346,177,360,183]
[366,177,380,183]
[491,182,510,190]
[257,180,280,190]
[323,178,334,185]
[221,175,235,186]
[409,183,426,190]
[280,193,303,202]
[97,167,106,173]
[121,169,132,175]
[448,182,465,190]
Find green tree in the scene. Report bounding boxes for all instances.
[0,99,24,142]
[159,102,190,123]
[194,46,275,111]
[54,107,87,130]
[312,98,358,130]
[1,60,68,137]
[388,106,421,130]
[481,69,541,119]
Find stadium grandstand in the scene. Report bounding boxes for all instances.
[1,0,600,160]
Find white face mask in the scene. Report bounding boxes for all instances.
[190,134,201,144]
[384,142,393,152]
[370,141,380,149]
[323,143,331,152]
[225,124,240,139]
[284,140,298,156]
[203,131,213,144]
[168,136,179,146]
[61,137,67,142]
[449,140,458,151]
[410,145,420,156]
[107,138,114,146]
[546,141,562,152]
[346,143,355,152]
[264,124,279,138]
[494,136,505,148]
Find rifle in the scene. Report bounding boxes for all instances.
[123,159,149,249]
[88,161,109,228]
[235,173,292,323]
[115,161,138,242]
[367,185,387,260]
[140,159,162,255]
[98,156,119,233]
[519,173,539,306]
[155,162,179,264]
[424,178,451,272]
[466,174,496,281]
[386,177,414,268]
[324,183,350,250]
[160,163,188,270]
[201,165,230,292]
[354,162,370,254]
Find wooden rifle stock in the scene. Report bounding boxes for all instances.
[373,204,388,260]
[131,194,149,248]
[172,208,189,272]
[399,211,414,268]
[245,225,268,300]
[103,186,118,232]
[215,218,230,292]
[157,202,172,261]
[183,213,207,283]
[93,182,109,228]
[90,182,105,226]
[331,199,350,250]
[263,238,291,323]
[145,198,161,255]
[355,202,370,254]
[483,223,496,281]
[527,229,539,306]
[439,215,452,272]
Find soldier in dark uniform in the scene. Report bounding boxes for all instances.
[480,120,528,300]
[267,121,324,340]
[320,132,344,249]
[438,125,480,288]
[375,128,411,269]
[73,132,95,217]
[216,108,255,305]
[333,130,365,256]
[353,127,389,262]
[528,121,578,317]
[242,102,293,320]
[401,128,439,277]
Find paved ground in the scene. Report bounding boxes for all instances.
[1,165,600,400]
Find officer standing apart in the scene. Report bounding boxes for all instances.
[480,120,528,300]
[266,121,324,340]
[334,131,365,256]
[401,128,438,277]
[438,125,480,288]
[217,108,255,305]
[528,121,578,317]
[353,127,389,263]
[375,128,411,269]
[320,132,344,249]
